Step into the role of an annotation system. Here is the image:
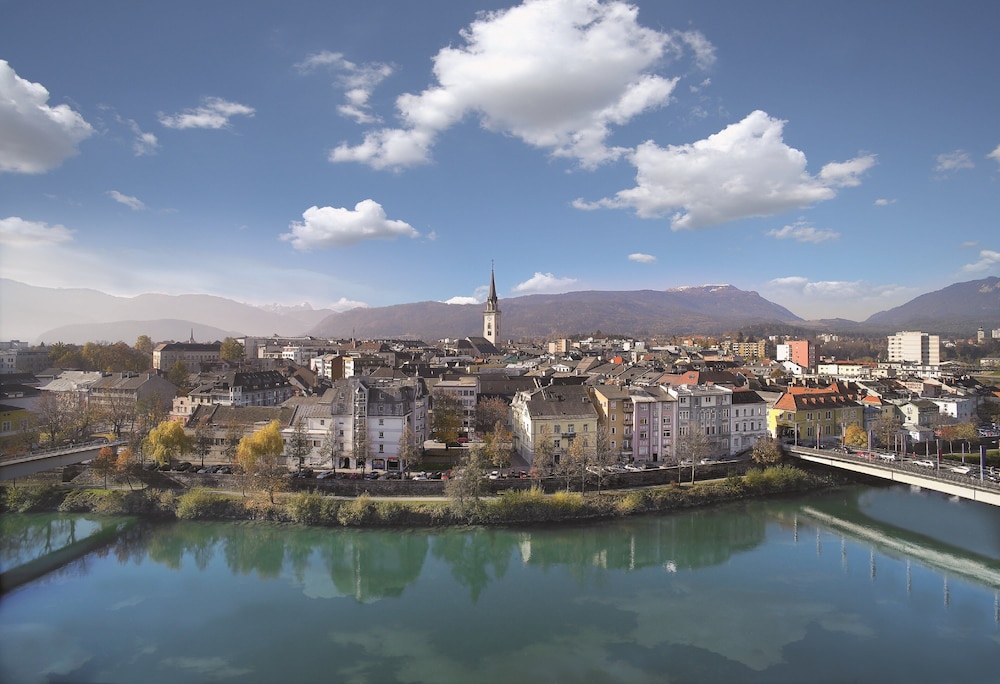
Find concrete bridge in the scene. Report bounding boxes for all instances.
[0,440,127,481]
[788,445,1000,507]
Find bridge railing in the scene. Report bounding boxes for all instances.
[788,445,1000,491]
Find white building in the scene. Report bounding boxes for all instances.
[887,331,941,365]
[666,384,732,459]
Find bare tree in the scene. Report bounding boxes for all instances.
[398,423,422,474]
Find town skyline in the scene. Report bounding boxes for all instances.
[2,1,999,321]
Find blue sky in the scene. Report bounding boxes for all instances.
[1,0,998,322]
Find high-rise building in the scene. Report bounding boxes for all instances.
[886,331,940,365]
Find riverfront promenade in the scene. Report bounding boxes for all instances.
[788,445,1000,507]
[0,440,125,481]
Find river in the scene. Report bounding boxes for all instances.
[1,484,999,683]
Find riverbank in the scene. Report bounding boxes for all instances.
[1,465,835,527]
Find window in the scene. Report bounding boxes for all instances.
[611,414,616,422]
[611,427,616,435]
[379,418,384,425]
[610,401,617,409]
[1,421,9,432]
[555,424,561,434]
[379,432,384,438]
[568,424,575,434]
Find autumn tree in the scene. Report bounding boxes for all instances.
[220,337,246,363]
[135,335,153,356]
[431,392,463,447]
[234,420,288,503]
[99,389,138,439]
[557,436,591,492]
[751,437,784,465]
[114,447,141,490]
[35,392,70,445]
[844,424,868,449]
[482,420,512,471]
[144,420,192,468]
[193,421,213,468]
[475,396,509,438]
[93,446,118,489]
[131,397,170,462]
[590,425,617,493]
[222,422,244,463]
[318,424,340,471]
[872,411,903,450]
[530,426,556,478]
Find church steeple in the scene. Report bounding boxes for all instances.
[483,262,501,345]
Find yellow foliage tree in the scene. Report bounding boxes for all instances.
[144,420,192,467]
[234,420,288,502]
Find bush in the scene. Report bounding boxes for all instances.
[177,488,235,520]
[337,493,376,526]
[288,491,324,525]
[1,485,64,513]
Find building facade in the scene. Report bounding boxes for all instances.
[887,331,941,365]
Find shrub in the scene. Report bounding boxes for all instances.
[1,485,64,513]
[615,491,648,516]
[288,491,324,525]
[337,493,376,526]
[177,488,233,520]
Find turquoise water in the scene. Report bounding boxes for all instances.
[1,486,998,683]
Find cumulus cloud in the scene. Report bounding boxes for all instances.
[874,198,896,206]
[0,216,74,246]
[297,51,393,124]
[107,190,145,211]
[988,144,1000,167]
[444,296,480,305]
[158,97,255,130]
[280,200,419,250]
[327,297,368,311]
[331,0,712,170]
[960,249,1000,273]
[512,271,578,294]
[628,252,657,263]
[766,219,838,243]
[577,111,874,229]
[935,149,974,174]
[767,276,909,300]
[0,60,94,173]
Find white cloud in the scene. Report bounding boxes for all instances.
[579,111,873,229]
[512,271,578,294]
[767,276,910,300]
[960,241,979,248]
[331,0,712,170]
[988,144,1000,166]
[0,216,74,246]
[158,97,255,130]
[107,190,145,211]
[444,296,480,305]
[766,219,838,243]
[0,60,94,173]
[125,118,159,155]
[874,198,896,206]
[327,297,368,312]
[628,252,657,263]
[960,249,1000,273]
[935,149,974,174]
[297,51,393,124]
[280,200,419,250]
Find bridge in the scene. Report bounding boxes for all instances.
[0,440,127,481]
[788,445,1000,507]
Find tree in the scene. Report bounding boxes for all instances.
[93,446,118,489]
[844,424,868,449]
[873,411,903,450]
[222,422,244,463]
[99,389,138,439]
[35,392,70,445]
[234,420,288,503]
[193,421,213,468]
[431,392,463,447]
[751,437,784,465]
[444,444,490,517]
[531,426,556,478]
[482,420,512,471]
[167,361,191,395]
[353,422,369,473]
[286,418,312,473]
[558,435,590,493]
[677,426,715,484]
[114,447,141,490]
[590,425,617,493]
[398,423,422,474]
[317,424,340,471]
[135,335,153,355]
[131,396,170,462]
[220,337,246,363]
[144,420,192,468]
[475,397,509,438]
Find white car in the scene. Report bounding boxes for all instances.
[913,459,936,468]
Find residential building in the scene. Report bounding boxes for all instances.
[89,372,177,415]
[887,331,941,365]
[591,385,633,461]
[776,340,817,371]
[187,370,294,408]
[730,388,768,454]
[768,385,863,445]
[0,403,32,454]
[628,385,676,464]
[666,384,733,459]
[511,384,599,466]
[431,375,479,438]
[899,399,941,428]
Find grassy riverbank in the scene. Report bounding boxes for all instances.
[2,465,832,527]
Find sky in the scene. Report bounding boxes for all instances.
[1,0,998,323]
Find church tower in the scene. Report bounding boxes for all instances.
[483,264,501,346]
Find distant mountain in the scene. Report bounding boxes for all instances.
[863,277,1000,334]
[0,279,333,344]
[306,285,804,340]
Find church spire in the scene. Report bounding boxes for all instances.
[483,261,501,345]
[486,260,498,312]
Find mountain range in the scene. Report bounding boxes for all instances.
[1,277,997,345]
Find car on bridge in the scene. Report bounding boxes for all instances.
[913,459,936,468]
